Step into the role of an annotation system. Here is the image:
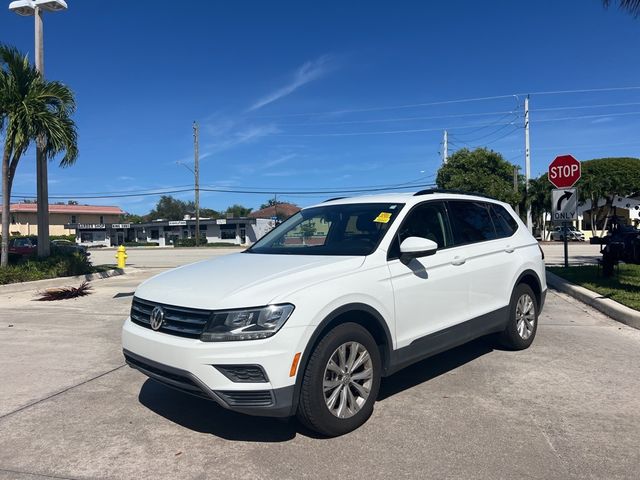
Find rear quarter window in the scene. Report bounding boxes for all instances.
[490,204,519,238]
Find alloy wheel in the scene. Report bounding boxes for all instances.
[322,341,373,419]
[516,293,536,340]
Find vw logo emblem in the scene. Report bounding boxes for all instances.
[150,306,165,331]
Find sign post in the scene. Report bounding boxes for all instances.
[549,155,581,268]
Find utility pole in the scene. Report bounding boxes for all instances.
[35,6,50,257]
[443,130,448,164]
[193,121,200,247]
[524,95,532,233]
[514,165,520,216]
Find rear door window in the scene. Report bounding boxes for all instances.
[448,201,497,245]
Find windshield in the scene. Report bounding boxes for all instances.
[248,202,404,256]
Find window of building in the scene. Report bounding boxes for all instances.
[70,215,77,224]
[220,224,237,239]
[448,201,497,245]
[150,229,159,240]
[99,216,104,224]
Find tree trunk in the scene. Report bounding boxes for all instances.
[600,195,615,237]
[590,195,598,237]
[1,141,12,268]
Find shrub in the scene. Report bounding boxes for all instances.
[50,234,77,242]
[174,237,209,247]
[123,241,159,247]
[0,252,95,285]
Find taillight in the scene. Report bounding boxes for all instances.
[538,244,545,260]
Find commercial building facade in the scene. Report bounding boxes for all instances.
[0,203,124,237]
[71,217,274,247]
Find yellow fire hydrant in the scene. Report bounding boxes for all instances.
[116,245,128,269]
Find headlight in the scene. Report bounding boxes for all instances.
[200,304,295,342]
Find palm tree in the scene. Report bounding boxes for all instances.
[0,44,78,267]
[528,175,552,240]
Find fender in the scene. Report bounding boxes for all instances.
[514,269,544,309]
[288,302,394,416]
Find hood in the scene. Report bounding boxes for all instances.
[134,252,365,310]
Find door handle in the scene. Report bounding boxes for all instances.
[451,256,466,266]
[505,245,515,253]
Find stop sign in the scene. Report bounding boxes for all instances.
[548,155,581,188]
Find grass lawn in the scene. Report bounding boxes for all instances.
[548,264,640,311]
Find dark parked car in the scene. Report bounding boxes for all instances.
[8,237,89,258]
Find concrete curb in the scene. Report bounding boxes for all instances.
[546,270,640,330]
[0,268,129,294]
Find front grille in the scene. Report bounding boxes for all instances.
[215,365,269,383]
[216,390,274,407]
[130,297,210,338]
[124,352,211,400]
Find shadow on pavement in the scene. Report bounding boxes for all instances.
[378,337,494,401]
[138,337,495,441]
[138,380,299,442]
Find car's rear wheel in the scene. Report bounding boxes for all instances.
[499,283,538,350]
[297,322,381,437]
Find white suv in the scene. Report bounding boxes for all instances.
[122,190,546,436]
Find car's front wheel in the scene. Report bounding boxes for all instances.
[297,322,381,437]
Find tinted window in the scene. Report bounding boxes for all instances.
[389,201,451,258]
[490,204,518,238]
[448,201,497,245]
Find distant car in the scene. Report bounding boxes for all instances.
[51,239,90,257]
[8,237,37,256]
[551,226,585,242]
[9,237,89,257]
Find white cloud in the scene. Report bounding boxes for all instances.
[248,55,333,111]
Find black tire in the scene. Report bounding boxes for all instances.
[297,322,381,437]
[499,283,538,350]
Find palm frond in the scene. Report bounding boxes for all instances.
[603,0,640,17]
[36,281,93,301]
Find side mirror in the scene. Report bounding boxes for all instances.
[399,236,438,262]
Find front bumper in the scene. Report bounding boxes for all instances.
[123,349,294,417]
[122,317,311,418]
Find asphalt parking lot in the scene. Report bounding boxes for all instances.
[1,251,639,479]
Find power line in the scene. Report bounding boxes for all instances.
[533,110,640,123]
[532,101,640,112]
[451,123,521,145]
[9,178,441,200]
[275,109,519,127]
[247,86,640,119]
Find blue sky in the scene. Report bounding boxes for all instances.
[1,0,640,214]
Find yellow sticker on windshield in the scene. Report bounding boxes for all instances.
[374,212,392,223]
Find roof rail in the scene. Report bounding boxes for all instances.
[323,196,347,203]
[413,188,495,199]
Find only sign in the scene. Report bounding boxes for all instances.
[548,155,581,189]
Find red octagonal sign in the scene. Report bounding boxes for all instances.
[548,154,581,189]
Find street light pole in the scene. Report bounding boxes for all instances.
[34,5,50,257]
[9,0,68,257]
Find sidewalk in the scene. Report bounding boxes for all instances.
[546,270,640,330]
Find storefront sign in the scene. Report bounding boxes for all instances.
[111,224,131,229]
[216,219,227,224]
[168,221,187,226]
[77,224,105,230]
